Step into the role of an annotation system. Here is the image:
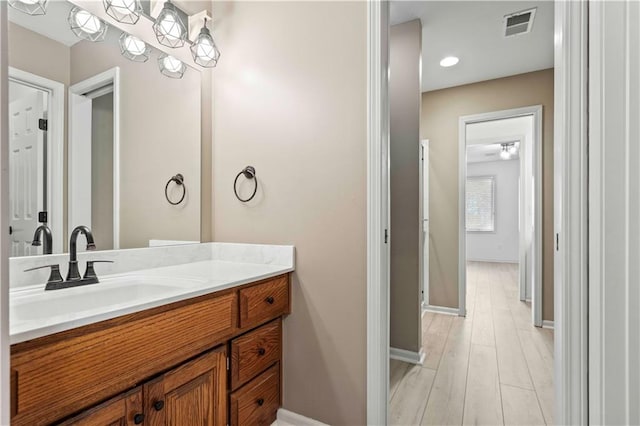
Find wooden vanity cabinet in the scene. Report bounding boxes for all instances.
[58,388,144,426]
[10,273,291,426]
[143,347,227,426]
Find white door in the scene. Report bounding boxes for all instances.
[9,91,45,257]
[421,140,429,305]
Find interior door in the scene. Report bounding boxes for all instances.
[9,90,44,257]
[421,140,430,306]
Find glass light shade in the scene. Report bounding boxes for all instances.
[153,2,186,48]
[104,0,142,24]
[119,33,150,62]
[499,145,511,160]
[190,26,221,68]
[68,7,107,42]
[158,54,186,79]
[508,143,518,154]
[8,0,48,15]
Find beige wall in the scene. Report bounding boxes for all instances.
[7,22,70,87]
[211,2,367,424]
[421,68,555,321]
[69,38,201,249]
[390,20,422,353]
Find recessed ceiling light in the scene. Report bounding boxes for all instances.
[440,56,459,67]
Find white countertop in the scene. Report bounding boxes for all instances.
[10,259,294,345]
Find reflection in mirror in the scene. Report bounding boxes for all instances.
[8,0,202,257]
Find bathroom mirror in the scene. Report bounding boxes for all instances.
[7,0,205,257]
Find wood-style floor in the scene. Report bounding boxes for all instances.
[390,262,554,426]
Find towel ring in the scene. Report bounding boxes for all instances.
[165,173,186,205]
[234,166,258,202]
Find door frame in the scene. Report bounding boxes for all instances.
[68,67,120,249]
[8,67,64,254]
[419,139,429,308]
[459,106,542,323]
[366,0,589,424]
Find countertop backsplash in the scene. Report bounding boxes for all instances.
[10,242,295,289]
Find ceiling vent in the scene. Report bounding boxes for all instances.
[503,7,536,37]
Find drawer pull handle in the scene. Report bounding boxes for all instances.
[257,398,265,406]
[134,413,145,424]
[153,400,165,411]
[265,296,275,304]
[258,347,266,356]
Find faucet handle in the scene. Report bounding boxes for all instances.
[83,260,114,280]
[24,264,64,285]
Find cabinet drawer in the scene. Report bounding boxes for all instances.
[230,364,280,426]
[231,319,281,390]
[239,275,289,328]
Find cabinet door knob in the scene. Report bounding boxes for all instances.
[257,398,265,406]
[257,347,266,356]
[133,413,145,424]
[153,400,165,411]
[265,296,275,304]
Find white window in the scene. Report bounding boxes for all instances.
[466,176,495,232]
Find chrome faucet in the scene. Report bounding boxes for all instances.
[32,225,53,255]
[66,225,96,281]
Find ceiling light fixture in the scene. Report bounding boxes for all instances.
[153,1,186,48]
[508,143,518,155]
[8,0,48,15]
[190,18,221,68]
[68,7,108,42]
[439,56,459,67]
[500,143,515,160]
[158,53,186,79]
[119,33,150,62]
[104,0,142,24]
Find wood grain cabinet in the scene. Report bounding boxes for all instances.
[10,273,291,426]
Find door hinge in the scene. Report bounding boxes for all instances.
[226,357,230,370]
[556,233,559,251]
[38,118,48,131]
[384,229,389,244]
[38,211,48,223]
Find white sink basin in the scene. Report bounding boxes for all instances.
[11,275,207,322]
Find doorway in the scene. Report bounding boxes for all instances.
[68,67,120,250]
[459,107,543,326]
[8,68,64,256]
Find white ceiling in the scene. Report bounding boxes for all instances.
[8,0,79,47]
[390,1,554,92]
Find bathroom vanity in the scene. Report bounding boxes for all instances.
[9,243,294,426]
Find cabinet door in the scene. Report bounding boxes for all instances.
[144,347,227,426]
[57,387,144,426]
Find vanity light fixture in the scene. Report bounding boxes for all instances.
[190,19,221,68]
[439,56,459,67]
[104,0,142,25]
[119,33,151,62]
[153,1,186,48]
[158,53,186,79]
[8,0,48,16]
[68,7,108,42]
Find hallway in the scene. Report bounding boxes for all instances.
[389,262,554,425]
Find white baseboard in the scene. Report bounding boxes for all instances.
[542,320,554,329]
[390,347,425,365]
[276,408,328,426]
[422,303,459,316]
[466,258,519,264]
